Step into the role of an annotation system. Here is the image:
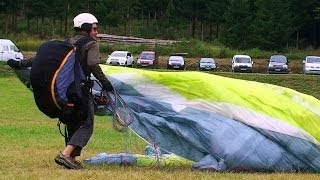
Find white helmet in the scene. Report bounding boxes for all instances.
[73,13,98,28]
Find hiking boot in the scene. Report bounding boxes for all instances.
[54,152,81,169]
[74,160,84,169]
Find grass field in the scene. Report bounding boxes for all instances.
[1,62,320,179]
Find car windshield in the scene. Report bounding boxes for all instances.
[140,53,155,60]
[200,58,214,63]
[306,57,320,63]
[10,45,19,52]
[111,52,127,57]
[235,57,251,63]
[270,55,287,63]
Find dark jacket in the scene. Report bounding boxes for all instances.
[68,33,111,90]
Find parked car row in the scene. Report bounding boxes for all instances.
[2,38,318,75]
[105,50,320,75]
[231,54,289,74]
[106,50,188,70]
[231,54,320,75]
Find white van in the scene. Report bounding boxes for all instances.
[0,39,24,61]
[231,54,253,72]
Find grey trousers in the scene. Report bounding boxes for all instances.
[66,96,95,156]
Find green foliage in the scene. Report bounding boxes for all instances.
[100,43,151,56]
[252,0,293,51]
[99,42,115,55]
[286,50,309,60]
[218,48,228,58]
[246,48,274,59]
[219,0,253,50]
[0,62,16,77]
[16,39,43,51]
[2,33,43,51]
[1,0,320,51]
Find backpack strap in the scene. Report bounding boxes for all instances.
[74,36,95,77]
[72,37,95,115]
[73,36,94,91]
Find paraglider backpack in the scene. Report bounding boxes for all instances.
[30,37,94,119]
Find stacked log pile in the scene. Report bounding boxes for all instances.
[97,34,179,45]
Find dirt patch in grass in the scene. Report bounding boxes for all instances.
[23,51,36,59]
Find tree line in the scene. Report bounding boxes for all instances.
[0,0,320,51]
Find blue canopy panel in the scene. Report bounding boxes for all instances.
[124,95,320,172]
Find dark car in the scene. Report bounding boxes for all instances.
[136,51,158,68]
[267,55,289,74]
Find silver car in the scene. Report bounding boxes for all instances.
[167,56,185,70]
[198,58,216,71]
[303,56,320,74]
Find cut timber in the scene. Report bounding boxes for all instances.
[97,34,179,45]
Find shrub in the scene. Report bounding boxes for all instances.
[219,48,228,58]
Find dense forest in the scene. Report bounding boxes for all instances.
[0,0,320,51]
